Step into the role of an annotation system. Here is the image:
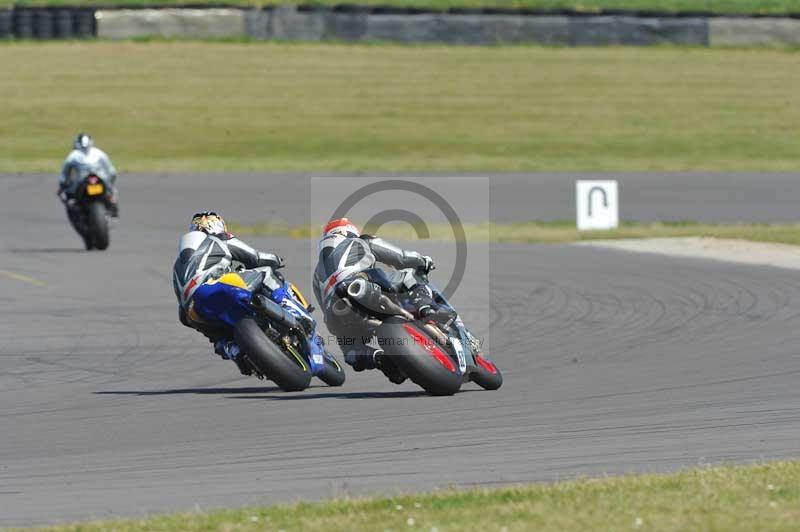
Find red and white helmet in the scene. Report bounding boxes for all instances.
[320,218,360,249]
[322,218,360,239]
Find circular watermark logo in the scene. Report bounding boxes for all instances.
[329,179,467,298]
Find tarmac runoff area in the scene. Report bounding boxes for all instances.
[1,172,800,526]
[578,238,800,272]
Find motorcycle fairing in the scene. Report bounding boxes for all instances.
[193,273,327,376]
[193,274,255,328]
[427,281,500,375]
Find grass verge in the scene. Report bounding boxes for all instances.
[1,43,799,173]
[229,220,800,246]
[21,460,800,531]
[3,0,800,15]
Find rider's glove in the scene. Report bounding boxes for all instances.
[257,252,285,269]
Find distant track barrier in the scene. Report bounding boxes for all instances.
[1,5,799,46]
[1,7,95,39]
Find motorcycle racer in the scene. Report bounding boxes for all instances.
[312,218,439,377]
[58,133,120,218]
[173,211,317,375]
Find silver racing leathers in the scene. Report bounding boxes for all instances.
[60,147,117,195]
[59,146,120,218]
[172,230,284,365]
[313,233,433,371]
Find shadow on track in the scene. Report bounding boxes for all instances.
[95,388,435,399]
[8,247,84,254]
[95,387,283,396]
[227,390,432,400]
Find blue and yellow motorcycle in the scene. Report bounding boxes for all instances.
[192,271,345,391]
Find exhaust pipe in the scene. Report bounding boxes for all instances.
[332,296,382,328]
[346,278,368,300]
[346,278,413,320]
[332,297,353,317]
[422,322,449,346]
[252,294,299,330]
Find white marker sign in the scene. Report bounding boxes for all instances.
[576,180,619,231]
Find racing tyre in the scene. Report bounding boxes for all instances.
[82,232,95,251]
[470,354,503,390]
[317,354,346,387]
[379,318,462,396]
[234,318,312,392]
[87,201,109,250]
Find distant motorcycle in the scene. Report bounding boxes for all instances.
[59,173,111,250]
[337,268,502,396]
[193,271,346,391]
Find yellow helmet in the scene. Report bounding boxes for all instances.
[190,211,227,235]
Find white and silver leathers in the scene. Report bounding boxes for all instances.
[60,147,117,195]
[312,233,428,312]
[172,231,282,311]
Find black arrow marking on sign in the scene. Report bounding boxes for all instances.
[587,186,608,218]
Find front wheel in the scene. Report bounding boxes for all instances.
[234,318,311,392]
[87,201,109,250]
[470,354,503,390]
[317,354,346,387]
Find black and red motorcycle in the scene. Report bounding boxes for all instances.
[338,269,502,396]
[59,174,112,251]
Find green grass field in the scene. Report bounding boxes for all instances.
[3,0,800,15]
[1,43,799,173]
[229,220,800,246]
[19,461,800,532]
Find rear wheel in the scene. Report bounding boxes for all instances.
[234,318,311,391]
[82,232,95,250]
[87,201,109,250]
[317,354,346,387]
[379,319,462,396]
[471,354,503,390]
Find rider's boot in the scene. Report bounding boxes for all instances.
[408,285,438,318]
[107,187,120,218]
[214,339,240,360]
[375,352,407,384]
[344,336,382,372]
[214,339,251,376]
[407,285,457,325]
[407,285,433,316]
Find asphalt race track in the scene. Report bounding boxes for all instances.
[2,173,800,526]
